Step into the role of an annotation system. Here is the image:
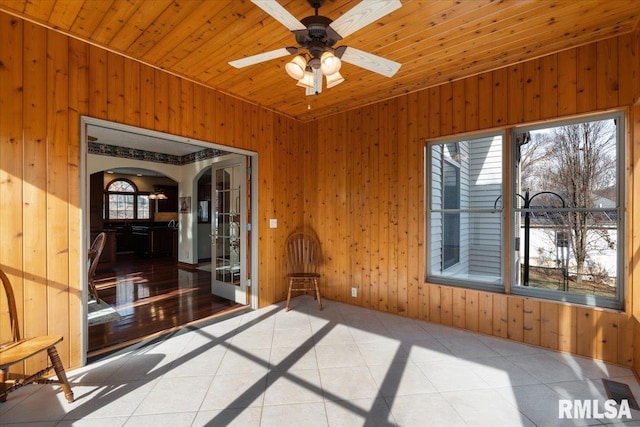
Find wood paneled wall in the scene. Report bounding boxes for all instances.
[1,8,639,374]
[305,31,640,368]
[0,11,304,370]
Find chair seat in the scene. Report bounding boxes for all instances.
[287,272,321,278]
[0,336,63,369]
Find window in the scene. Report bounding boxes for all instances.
[427,134,503,289]
[426,113,624,309]
[512,114,623,309]
[105,179,150,220]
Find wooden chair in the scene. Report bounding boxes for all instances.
[0,268,74,403]
[285,229,323,311]
[88,232,106,301]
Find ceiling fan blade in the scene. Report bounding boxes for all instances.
[305,68,323,96]
[339,46,401,78]
[251,0,306,31]
[229,47,291,68]
[329,0,402,38]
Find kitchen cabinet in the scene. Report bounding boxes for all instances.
[131,226,177,258]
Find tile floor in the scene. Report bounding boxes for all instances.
[2,296,640,426]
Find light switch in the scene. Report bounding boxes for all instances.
[269,218,277,228]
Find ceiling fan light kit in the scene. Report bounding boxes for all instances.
[296,70,316,89]
[320,51,341,76]
[285,55,307,80]
[325,71,345,89]
[230,0,402,96]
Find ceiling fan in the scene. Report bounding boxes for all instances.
[229,0,402,95]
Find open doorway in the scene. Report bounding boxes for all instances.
[81,117,259,361]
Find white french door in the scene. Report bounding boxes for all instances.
[211,157,249,304]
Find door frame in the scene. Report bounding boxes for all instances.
[80,116,259,365]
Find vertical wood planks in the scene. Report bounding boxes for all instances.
[508,64,524,125]
[507,297,524,342]
[348,108,363,307]
[166,74,181,135]
[465,290,478,332]
[88,45,107,119]
[0,14,24,359]
[598,311,619,363]
[477,72,493,129]
[180,79,194,138]
[523,299,540,346]
[558,304,577,354]
[360,106,372,309]
[540,55,558,119]
[557,49,577,116]
[67,36,88,367]
[153,69,169,133]
[46,30,70,362]
[576,43,597,113]
[106,52,124,123]
[492,295,508,338]
[492,68,508,127]
[618,314,634,366]
[596,38,619,110]
[452,287,466,329]
[428,86,440,138]
[452,80,465,134]
[378,102,391,311]
[22,22,47,347]
[429,285,441,323]
[523,60,541,123]
[576,307,597,359]
[539,302,559,349]
[139,64,155,130]
[123,59,141,127]
[396,95,409,315]
[440,286,453,326]
[440,83,453,136]
[464,75,479,132]
[478,292,493,335]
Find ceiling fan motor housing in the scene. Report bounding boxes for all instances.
[295,15,342,64]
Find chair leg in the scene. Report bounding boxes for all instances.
[0,368,7,403]
[285,278,293,312]
[88,279,100,301]
[314,278,322,310]
[47,346,74,403]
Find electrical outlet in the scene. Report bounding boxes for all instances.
[351,287,357,298]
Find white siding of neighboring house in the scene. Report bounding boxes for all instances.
[444,142,470,277]
[468,135,503,276]
[429,146,443,272]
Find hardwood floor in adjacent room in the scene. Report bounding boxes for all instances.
[88,254,244,356]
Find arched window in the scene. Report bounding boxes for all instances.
[105,179,150,220]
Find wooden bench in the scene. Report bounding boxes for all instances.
[0,269,74,403]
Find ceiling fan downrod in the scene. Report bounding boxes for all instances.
[307,0,325,15]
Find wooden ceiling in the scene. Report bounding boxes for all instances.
[1,0,638,122]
